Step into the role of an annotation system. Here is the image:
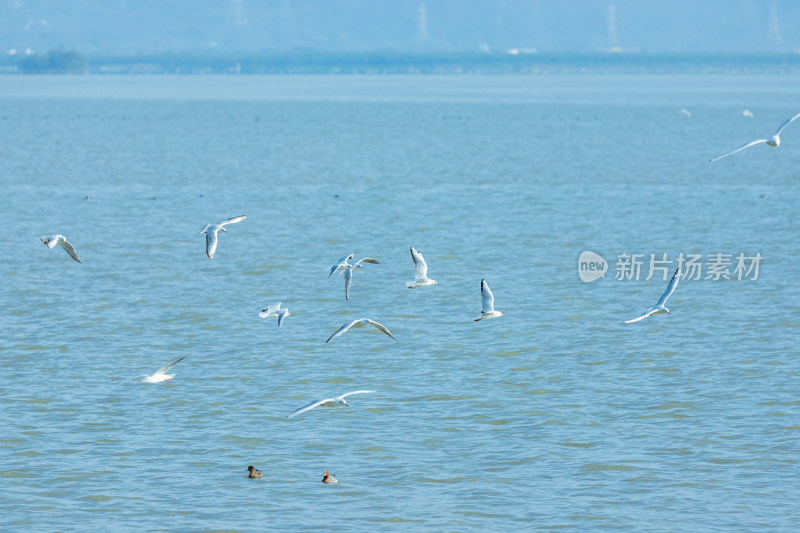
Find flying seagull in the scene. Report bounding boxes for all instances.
[475,279,503,321]
[259,302,291,327]
[625,268,681,324]
[710,112,800,162]
[199,215,246,259]
[407,246,438,288]
[287,390,376,418]
[40,235,81,263]
[325,318,397,343]
[141,355,187,383]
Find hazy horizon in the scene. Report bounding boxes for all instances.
[2,0,800,57]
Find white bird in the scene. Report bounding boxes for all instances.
[40,235,81,263]
[328,254,379,279]
[743,110,754,118]
[475,279,503,321]
[141,355,187,383]
[710,112,800,162]
[343,258,381,301]
[407,246,438,288]
[326,318,397,343]
[287,390,376,418]
[259,302,291,327]
[625,268,681,324]
[199,215,246,259]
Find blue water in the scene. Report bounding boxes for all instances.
[1,75,798,531]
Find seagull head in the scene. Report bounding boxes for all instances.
[664,307,671,315]
[339,399,349,407]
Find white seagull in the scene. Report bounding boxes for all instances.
[710,112,800,162]
[475,279,503,321]
[343,257,381,301]
[326,318,397,343]
[40,235,81,263]
[141,355,187,383]
[625,268,681,324]
[199,215,246,259]
[287,390,376,418]
[259,302,291,327]
[407,246,438,288]
[328,254,379,279]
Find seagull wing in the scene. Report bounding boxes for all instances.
[218,214,246,228]
[353,257,380,267]
[57,238,82,263]
[624,309,657,324]
[205,229,218,259]
[199,223,211,234]
[277,308,289,327]
[710,139,768,162]
[155,355,187,374]
[338,390,376,400]
[480,279,495,312]
[774,112,800,136]
[367,320,398,341]
[344,267,353,301]
[267,302,282,314]
[287,398,333,418]
[326,320,358,343]
[410,246,428,280]
[656,267,680,308]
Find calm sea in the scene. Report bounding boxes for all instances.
[1,74,798,531]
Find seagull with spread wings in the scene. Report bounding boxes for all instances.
[625,268,681,324]
[40,235,82,263]
[710,112,800,162]
[407,246,438,288]
[325,318,397,343]
[199,215,246,259]
[287,390,376,418]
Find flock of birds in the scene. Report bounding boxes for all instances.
[38,110,799,482]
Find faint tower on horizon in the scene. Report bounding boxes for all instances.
[767,2,783,49]
[232,0,248,27]
[606,5,621,52]
[417,2,429,42]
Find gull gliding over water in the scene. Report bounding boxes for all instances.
[328,254,379,279]
[259,302,291,327]
[141,355,187,383]
[287,390,376,418]
[625,268,680,324]
[40,235,81,263]
[199,215,246,259]
[475,279,503,321]
[710,112,800,162]
[325,318,397,343]
[407,246,438,288]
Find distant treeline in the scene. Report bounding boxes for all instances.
[8,50,800,75]
[17,50,88,74]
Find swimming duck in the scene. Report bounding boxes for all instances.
[322,470,337,483]
[247,466,262,478]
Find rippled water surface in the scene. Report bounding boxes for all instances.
[1,75,799,531]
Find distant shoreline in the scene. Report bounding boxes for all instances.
[4,52,800,76]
